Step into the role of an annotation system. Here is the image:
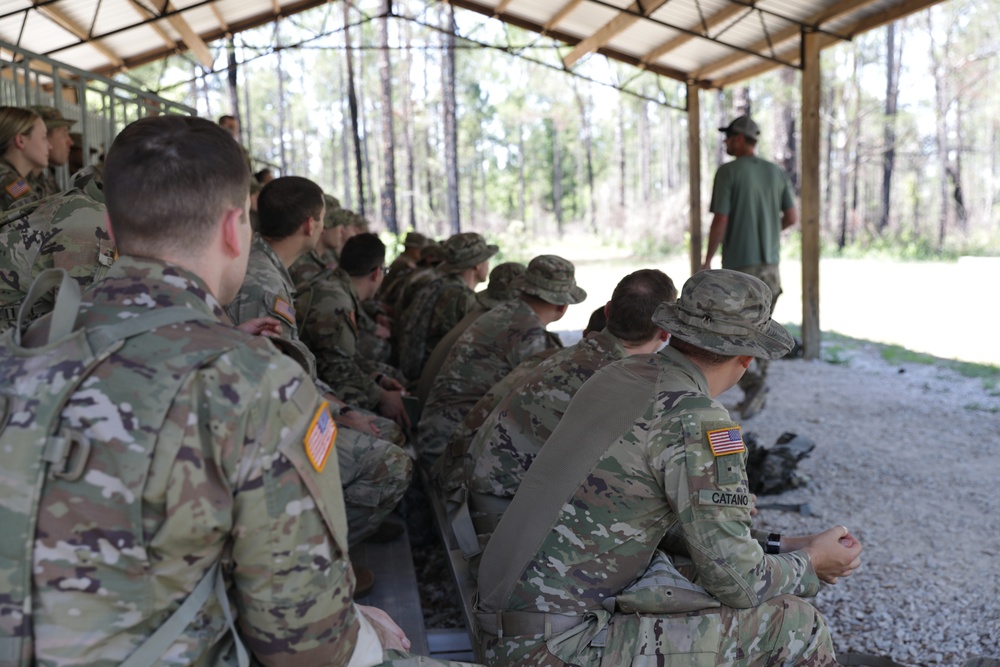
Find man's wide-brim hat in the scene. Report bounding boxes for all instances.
[477,261,525,309]
[513,254,586,306]
[652,269,792,359]
[439,232,499,272]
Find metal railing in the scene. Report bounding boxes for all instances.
[0,38,196,189]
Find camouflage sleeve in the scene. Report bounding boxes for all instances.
[218,351,360,665]
[428,287,474,347]
[226,282,298,340]
[654,400,820,609]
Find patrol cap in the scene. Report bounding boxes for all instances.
[439,232,498,272]
[327,206,354,228]
[477,261,525,308]
[718,115,759,141]
[651,269,792,359]
[404,231,430,248]
[30,105,76,130]
[322,194,342,229]
[513,254,587,306]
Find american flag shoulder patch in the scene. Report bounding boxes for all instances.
[272,296,296,325]
[706,425,745,456]
[5,179,30,199]
[304,403,337,472]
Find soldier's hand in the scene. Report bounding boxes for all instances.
[357,604,411,653]
[336,409,382,437]
[379,389,410,428]
[235,316,282,338]
[801,525,863,585]
[375,323,391,339]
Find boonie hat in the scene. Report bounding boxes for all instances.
[477,261,525,309]
[652,269,792,359]
[404,231,430,249]
[30,105,76,130]
[513,254,587,306]
[718,115,759,141]
[322,194,342,229]
[420,241,445,264]
[440,232,499,272]
[327,206,354,228]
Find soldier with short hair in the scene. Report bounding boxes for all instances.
[475,269,862,667]
[28,105,76,197]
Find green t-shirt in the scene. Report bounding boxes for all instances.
[709,155,794,269]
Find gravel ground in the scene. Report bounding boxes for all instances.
[415,341,1000,665]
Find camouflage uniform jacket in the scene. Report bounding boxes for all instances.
[416,303,488,411]
[476,345,820,665]
[297,266,382,410]
[0,171,114,333]
[418,299,562,465]
[18,257,360,666]
[467,329,629,508]
[397,274,474,381]
[29,167,60,199]
[290,249,328,289]
[0,158,40,212]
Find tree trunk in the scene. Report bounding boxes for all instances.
[344,1,366,215]
[552,118,563,237]
[441,3,460,234]
[402,17,416,231]
[779,67,798,193]
[823,77,836,234]
[616,100,626,209]
[639,101,650,202]
[241,37,253,164]
[423,58,435,215]
[518,125,526,223]
[879,22,901,232]
[929,11,949,250]
[378,0,398,234]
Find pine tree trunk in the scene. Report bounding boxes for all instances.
[441,3,460,234]
[639,101,650,202]
[344,1,366,215]
[275,20,288,174]
[518,125,526,223]
[378,0,398,234]
[616,101,626,209]
[402,16,416,231]
[552,119,563,237]
[879,22,901,232]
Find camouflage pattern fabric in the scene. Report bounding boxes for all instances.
[357,298,393,365]
[297,266,383,410]
[28,168,60,199]
[381,255,416,306]
[475,345,829,666]
[0,158,41,212]
[417,299,562,468]
[397,274,474,382]
[227,234,411,545]
[0,171,114,333]
[416,304,487,412]
[466,330,630,543]
[1,257,361,665]
[289,249,331,289]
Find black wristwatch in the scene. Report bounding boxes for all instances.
[765,533,782,555]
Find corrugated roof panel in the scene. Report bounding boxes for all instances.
[99,24,178,56]
[213,0,278,25]
[92,0,154,35]
[607,19,679,60]
[505,0,556,26]
[45,41,109,72]
[553,2,624,41]
[19,12,81,55]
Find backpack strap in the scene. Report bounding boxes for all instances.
[15,268,81,345]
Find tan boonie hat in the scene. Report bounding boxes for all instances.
[30,105,76,130]
[404,231,430,248]
[513,254,587,306]
[652,269,792,359]
[477,261,525,309]
[322,194,342,229]
[718,115,759,141]
[439,232,499,272]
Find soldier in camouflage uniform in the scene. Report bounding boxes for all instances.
[382,230,430,299]
[28,105,76,198]
[417,255,585,468]
[464,269,677,556]
[396,232,497,382]
[0,167,115,333]
[0,115,429,666]
[385,241,444,322]
[416,261,525,412]
[289,194,346,287]
[0,106,49,211]
[475,269,863,667]
[225,177,411,548]
[297,232,409,426]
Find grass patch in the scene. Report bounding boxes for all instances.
[965,402,1000,414]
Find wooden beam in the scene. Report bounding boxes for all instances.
[495,0,515,14]
[161,2,216,68]
[841,0,941,37]
[687,82,702,277]
[543,0,583,32]
[125,0,180,51]
[800,30,821,360]
[211,3,229,34]
[640,2,746,67]
[31,0,124,68]
[562,0,672,68]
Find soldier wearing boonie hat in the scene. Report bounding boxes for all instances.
[474,268,863,667]
[29,106,76,198]
[290,194,345,288]
[396,232,498,381]
[703,113,798,419]
[417,254,582,467]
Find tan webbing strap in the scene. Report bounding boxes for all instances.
[15,269,80,346]
[477,360,657,613]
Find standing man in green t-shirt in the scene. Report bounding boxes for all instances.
[701,115,797,419]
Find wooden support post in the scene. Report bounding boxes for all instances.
[800,30,821,359]
[687,82,702,277]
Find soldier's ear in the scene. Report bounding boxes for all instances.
[738,355,754,369]
[220,206,245,258]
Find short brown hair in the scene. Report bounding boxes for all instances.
[669,336,735,366]
[607,269,678,345]
[257,176,324,240]
[103,115,249,255]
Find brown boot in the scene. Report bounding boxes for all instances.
[352,564,375,599]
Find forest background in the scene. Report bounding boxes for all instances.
[115,0,1000,265]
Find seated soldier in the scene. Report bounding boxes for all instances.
[289,193,345,286]
[475,269,863,667]
[0,114,432,666]
[0,106,49,210]
[0,166,115,333]
[417,255,585,468]
[396,232,497,382]
[225,176,411,557]
[462,269,678,558]
[416,261,525,412]
[28,106,76,198]
[297,232,409,426]
[382,230,429,299]
[386,240,444,322]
